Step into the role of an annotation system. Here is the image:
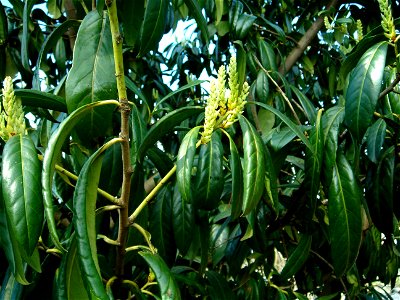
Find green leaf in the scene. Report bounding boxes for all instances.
[239,116,266,215]
[366,146,394,234]
[130,103,148,162]
[304,109,323,214]
[0,2,7,79]
[172,184,194,255]
[65,11,117,142]
[193,131,224,210]
[57,234,89,300]
[234,13,257,39]
[291,86,316,124]
[183,0,209,45]
[139,251,181,300]
[176,126,200,202]
[366,118,386,163]
[138,0,168,57]
[21,0,38,71]
[345,41,388,141]
[328,154,362,277]
[255,70,269,103]
[257,39,278,72]
[234,41,247,91]
[121,0,145,48]
[223,131,242,220]
[229,0,243,31]
[149,187,176,264]
[137,107,203,163]
[42,100,119,251]
[0,187,30,285]
[14,89,67,112]
[2,135,43,255]
[206,270,235,300]
[321,106,344,190]
[255,102,314,152]
[215,0,224,25]
[73,140,118,300]
[280,234,312,280]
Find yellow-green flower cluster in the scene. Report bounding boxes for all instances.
[324,16,332,30]
[201,57,249,144]
[0,76,26,141]
[356,19,363,42]
[378,0,396,41]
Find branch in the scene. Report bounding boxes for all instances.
[278,0,339,75]
[107,0,132,278]
[379,72,400,99]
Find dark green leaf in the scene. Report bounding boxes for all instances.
[234,14,256,39]
[321,106,344,190]
[234,41,247,91]
[14,89,67,112]
[73,140,118,299]
[139,251,182,300]
[345,42,388,140]
[206,270,235,300]
[130,103,147,162]
[138,0,168,57]
[121,0,145,48]
[239,116,266,215]
[304,109,323,214]
[257,39,278,72]
[229,0,243,31]
[291,86,316,124]
[0,267,23,299]
[22,0,38,71]
[99,142,123,197]
[255,70,269,103]
[57,234,89,300]
[176,126,200,203]
[137,107,203,163]
[0,2,7,79]
[366,146,395,234]
[65,11,117,141]
[172,184,194,255]
[155,80,204,110]
[280,234,312,280]
[42,100,119,251]
[147,147,175,177]
[2,135,43,255]
[366,118,386,163]
[193,131,224,210]
[328,154,362,277]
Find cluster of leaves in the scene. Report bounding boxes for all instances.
[1,0,400,299]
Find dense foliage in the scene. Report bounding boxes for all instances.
[1,0,400,298]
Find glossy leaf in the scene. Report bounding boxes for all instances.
[2,135,43,255]
[328,154,362,277]
[65,11,117,141]
[345,42,387,140]
[0,267,23,299]
[291,86,316,124]
[137,107,203,163]
[257,39,278,72]
[155,80,204,110]
[366,118,386,163]
[42,100,119,251]
[172,185,194,255]
[149,186,176,264]
[139,251,181,300]
[73,140,118,299]
[21,0,37,71]
[121,0,145,48]
[193,131,224,210]
[234,13,256,39]
[366,146,394,234]
[239,116,266,215]
[321,106,344,190]
[255,102,313,152]
[255,70,269,103]
[57,234,89,300]
[130,103,148,162]
[138,0,168,57]
[229,0,243,30]
[14,89,67,112]
[304,109,323,214]
[176,126,200,203]
[280,234,312,280]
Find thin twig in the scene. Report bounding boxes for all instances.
[379,72,400,99]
